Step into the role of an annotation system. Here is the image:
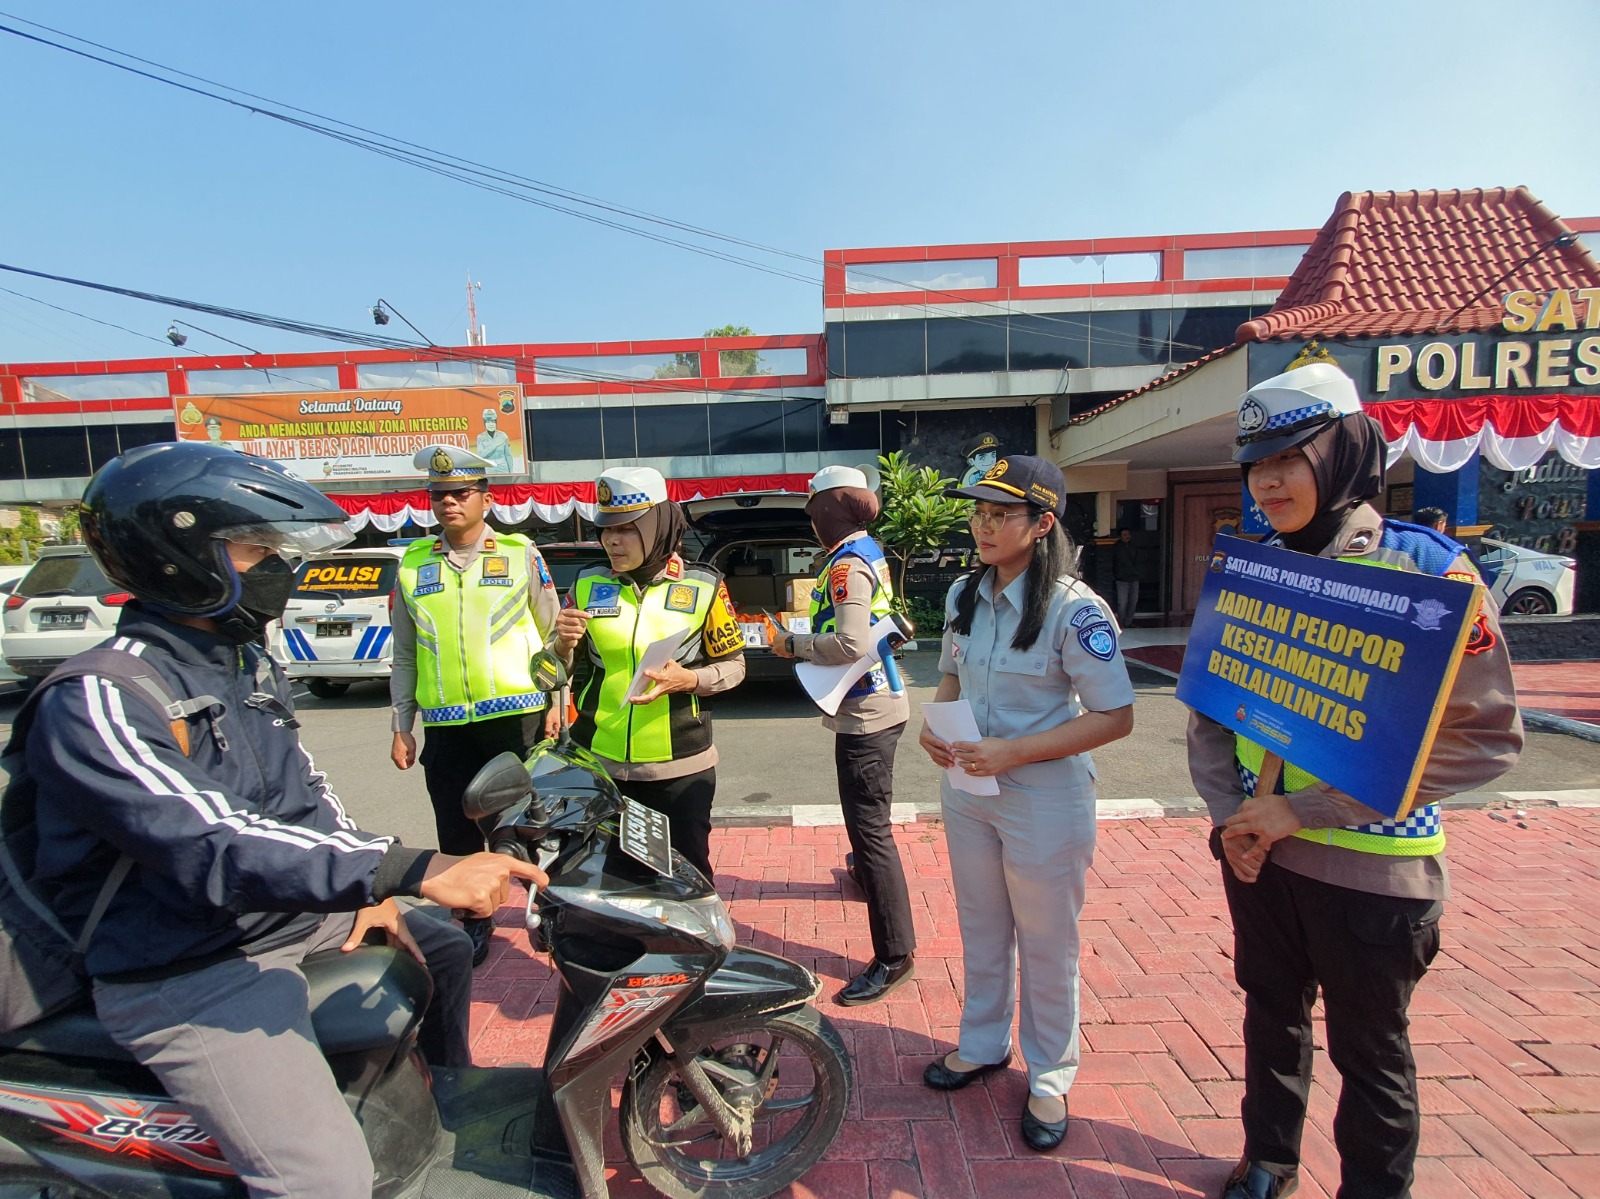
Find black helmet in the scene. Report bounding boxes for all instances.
[80,443,353,617]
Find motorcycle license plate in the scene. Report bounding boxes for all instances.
[315,621,353,638]
[618,797,674,877]
[39,610,86,630]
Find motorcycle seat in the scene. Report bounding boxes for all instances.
[0,945,433,1062]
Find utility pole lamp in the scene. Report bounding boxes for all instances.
[371,299,434,346]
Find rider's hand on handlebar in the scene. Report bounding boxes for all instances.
[419,852,549,918]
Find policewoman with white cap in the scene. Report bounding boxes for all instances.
[551,467,745,880]
[389,444,562,964]
[917,454,1134,1152]
[770,464,917,1006]
[1188,362,1522,1199]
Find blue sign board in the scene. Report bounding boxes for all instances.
[1176,535,1479,819]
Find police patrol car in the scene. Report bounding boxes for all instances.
[270,546,405,697]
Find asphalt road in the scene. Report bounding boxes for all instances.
[3,652,1597,852]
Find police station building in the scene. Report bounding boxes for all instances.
[0,186,1594,623]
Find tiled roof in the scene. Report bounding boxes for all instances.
[1068,343,1242,425]
[1236,187,1600,342]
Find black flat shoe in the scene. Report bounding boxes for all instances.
[844,851,859,887]
[464,917,494,968]
[922,1052,1012,1091]
[1020,1100,1068,1152]
[1219,1158,1298,1199]
[834,955,915,1006]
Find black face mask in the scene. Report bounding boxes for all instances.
[219,554,296,643]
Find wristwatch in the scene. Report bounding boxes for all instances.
[785,633,795,656]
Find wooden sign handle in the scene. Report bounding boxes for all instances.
[1255,752,1284,799]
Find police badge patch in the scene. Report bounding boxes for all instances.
[483,555,509,577]
[665,583,699,613]
[586,582,622,617]
[1077,619,1117,661]
[413,561,444,597]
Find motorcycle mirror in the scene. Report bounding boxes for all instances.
[462,751,535,821]
[530,650,568,693]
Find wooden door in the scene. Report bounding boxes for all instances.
[1171,479,1244,617]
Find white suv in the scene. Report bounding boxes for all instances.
[2,548,130,679]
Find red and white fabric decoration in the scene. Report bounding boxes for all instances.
[1368,395,1600,473]
[329,473,814,532]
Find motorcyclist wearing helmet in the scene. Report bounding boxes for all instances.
[24,443,546,1199]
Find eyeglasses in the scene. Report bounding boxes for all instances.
[431,486,486,504]
[968,509,1034,532]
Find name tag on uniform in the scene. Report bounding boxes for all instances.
[413,561,444,597]
[665,583,699,613]
[479,555,512,586]
[586,582,621,617]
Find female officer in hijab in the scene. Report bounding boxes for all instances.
[551,467,746,881]
[917,455,1135,1152]
[771,465,916,1006]
[1188,363,1523,1199]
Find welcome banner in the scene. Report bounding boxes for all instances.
[172,386,526,482]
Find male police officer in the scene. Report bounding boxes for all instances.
[389,445,561,964]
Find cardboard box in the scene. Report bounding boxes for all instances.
[780,576,813,609]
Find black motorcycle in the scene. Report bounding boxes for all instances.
[0,654,851,1198]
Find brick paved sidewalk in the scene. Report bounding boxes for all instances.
[1513,661,1600,725]
[467,809,1600,1198]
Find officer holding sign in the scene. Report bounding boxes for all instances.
[1186,364,1523,1199]
[550,467,745,881]
[389,445,562,965]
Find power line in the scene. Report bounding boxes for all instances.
[0,14,1207,357]
[0,261,836,405]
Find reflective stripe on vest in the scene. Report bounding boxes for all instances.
[397,534,547,726]
[573,567,716,764]
[808,533,903,699]
[1234,542,1445,858]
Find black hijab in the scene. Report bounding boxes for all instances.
[1246,412,1387,554]
[622,501,688,591]
[806,486,880,549]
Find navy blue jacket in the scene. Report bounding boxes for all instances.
[25,606,429,978]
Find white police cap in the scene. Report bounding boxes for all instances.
[594,466,668,527]
[414,443,497,491]
[1234,361,1364,463]
[808,463,881,497]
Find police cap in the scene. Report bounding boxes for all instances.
[1234,362,1364,463]
[414,444,496,491]
[593,466,668,527]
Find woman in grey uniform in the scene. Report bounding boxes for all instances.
[917,455,1135,1151]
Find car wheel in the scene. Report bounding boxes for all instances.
[305,679,351,699]
[1505,587,1556,616]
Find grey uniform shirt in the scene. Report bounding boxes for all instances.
[938,570,1135,790]
[790,555,909,736]
[389,526,562,734]
[1186,503,1524,900]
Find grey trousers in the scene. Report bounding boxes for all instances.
[940,759,1097,1099]
[1114,579,1139,627]
[93,906,473,1199]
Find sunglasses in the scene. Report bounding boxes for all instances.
[431,486,487,503]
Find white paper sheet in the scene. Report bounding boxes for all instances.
[625,629,694,701]
[794,615,900,716]
[921,699,1000,796]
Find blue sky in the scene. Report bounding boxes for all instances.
[1,0,1596,365]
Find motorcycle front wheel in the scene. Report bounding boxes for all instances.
[620,1005,850,1199]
